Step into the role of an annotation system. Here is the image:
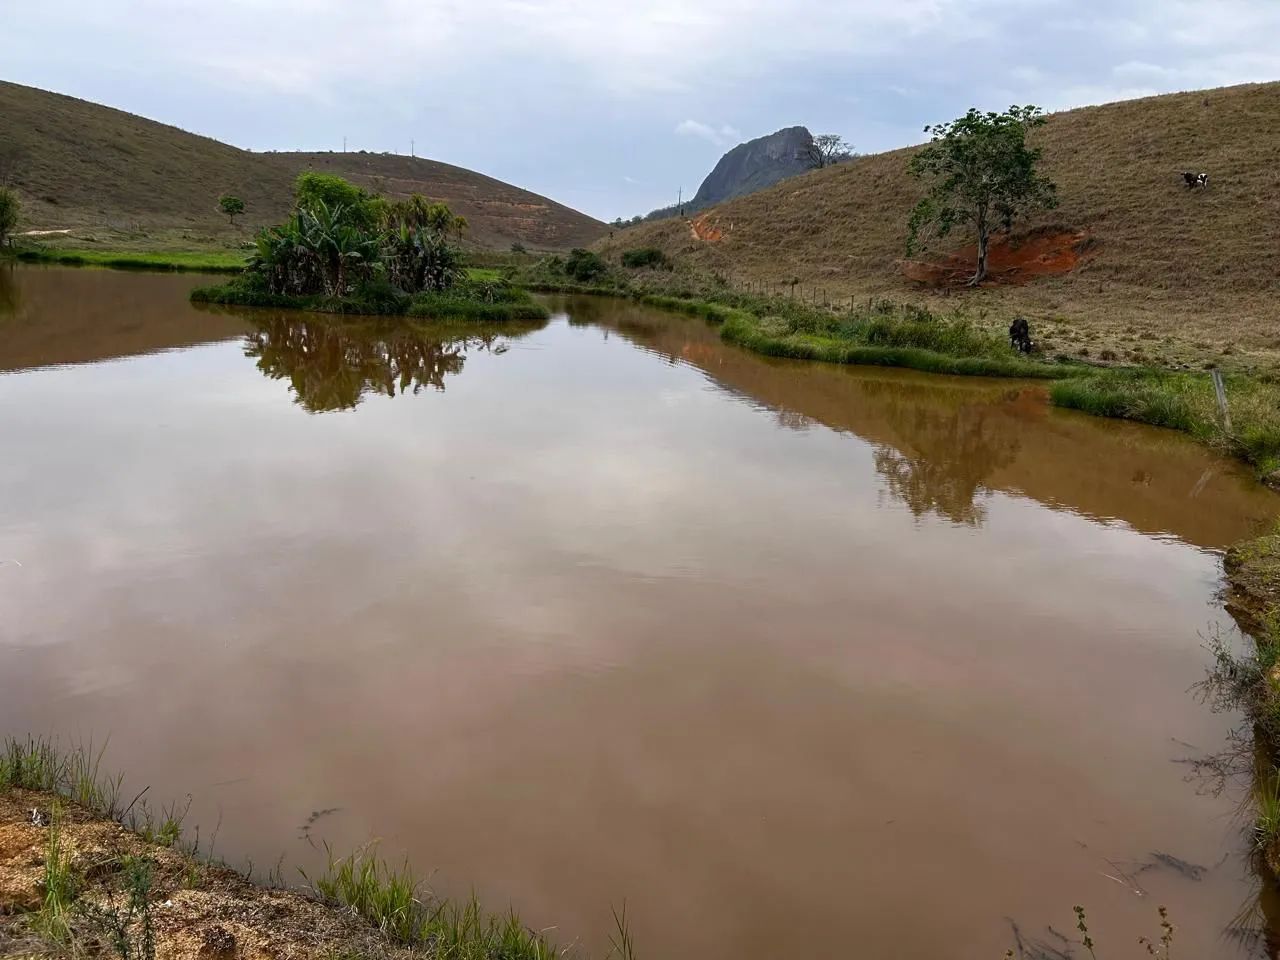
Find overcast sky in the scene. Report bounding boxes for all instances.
[7,1,1279,221]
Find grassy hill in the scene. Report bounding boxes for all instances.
[601,83,1280,370]
[0,81,605,252]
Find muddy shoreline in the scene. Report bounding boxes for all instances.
[0,787,412,959]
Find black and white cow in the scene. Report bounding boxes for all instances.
[1009,316,1032,354]
[1182,171,1210,189]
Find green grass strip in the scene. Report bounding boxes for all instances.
[8,247,247,273]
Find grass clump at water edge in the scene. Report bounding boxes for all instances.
[1,735,124,817]
[34,801,78,944]
[519,257,1075,379]
[1051,368,1280,475]
[304,842,563,958]
[644,289,1071,379]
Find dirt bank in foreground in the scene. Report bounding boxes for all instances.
[1224,533,1280,636]
[0,788,404,959]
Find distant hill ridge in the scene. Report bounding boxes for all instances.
[0,81,605,250]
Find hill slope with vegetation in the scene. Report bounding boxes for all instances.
[603,82,1280,370]
[0,81,605,251]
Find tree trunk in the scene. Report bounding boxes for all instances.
[969,207,989,287]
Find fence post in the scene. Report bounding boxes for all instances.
[1211,369,1233,433]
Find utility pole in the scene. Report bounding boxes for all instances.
[343,136,347,153]
[677,186,683,217]
[411,139,415,157]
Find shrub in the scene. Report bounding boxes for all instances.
[295,172,372,216]
[566,248,607,282]
[349,278,411,315]
[621,247,670,270]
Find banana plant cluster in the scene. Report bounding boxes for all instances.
[383,221,461,293]
[248,193,465,299]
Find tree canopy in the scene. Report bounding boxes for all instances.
[803,134,854,169]
[906,105,1057,286]
[294,172,371,213]
[218,194,245,224]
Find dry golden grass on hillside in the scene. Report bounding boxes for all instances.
[601,83,1280,371]
[0,81,605,251]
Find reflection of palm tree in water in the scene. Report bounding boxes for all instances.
[245,315,543,413]
[873,403,1021,526]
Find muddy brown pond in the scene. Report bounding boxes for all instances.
[3,263,1280,958]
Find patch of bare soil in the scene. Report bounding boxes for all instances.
[689,214,725,242]
[0,789,406,960]
[901,227,1096,287]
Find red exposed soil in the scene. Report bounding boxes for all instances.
[900,227,1095,287]
[690,214,725,242]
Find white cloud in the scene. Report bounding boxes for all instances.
[675,120,743,147]
[5,0,1039,101]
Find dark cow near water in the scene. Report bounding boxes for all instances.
[1182,171,1209,189]
[1009,316,1032,354]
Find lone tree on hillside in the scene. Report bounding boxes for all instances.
[906,105,1057,286]
[0,188,19,247]
[802,133,854,169]
[218,194,246,225]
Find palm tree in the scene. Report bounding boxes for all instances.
[301,201,378,296]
